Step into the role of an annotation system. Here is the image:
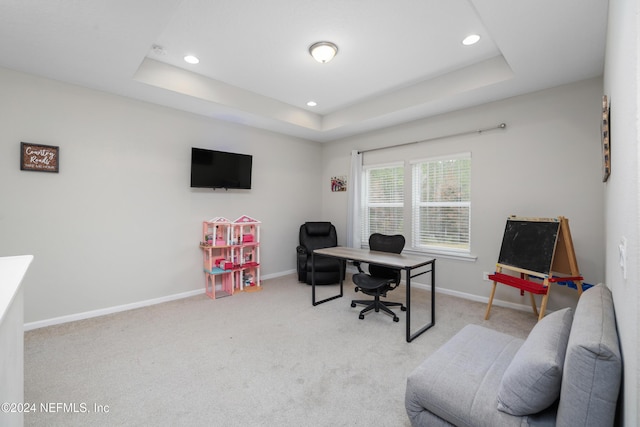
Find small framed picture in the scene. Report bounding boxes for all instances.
[20,142,59,173]
[331,175,346,192]
[601,95,610,182]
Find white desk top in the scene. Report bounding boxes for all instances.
[314,246,434,269]
[0,255,33,324]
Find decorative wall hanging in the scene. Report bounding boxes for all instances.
[331,176,346,192]
[601,95,610,182]
[20,142,59,173]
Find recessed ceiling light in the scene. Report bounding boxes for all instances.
[307,101,317,107]
[184,55,200,64]
[462,34,480,46]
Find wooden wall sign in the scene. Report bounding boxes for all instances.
[601,95,611,182]
[20,142,59,173]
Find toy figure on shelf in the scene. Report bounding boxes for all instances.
[243,272,254,287]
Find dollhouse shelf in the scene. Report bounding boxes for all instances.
[200,216,261,299]
[204,266,231,275]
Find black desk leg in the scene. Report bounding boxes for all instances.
[405,267,411,342]
[311,252,344,306]
[406,261,436,342]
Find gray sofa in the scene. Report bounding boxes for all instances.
[405,284,621,427]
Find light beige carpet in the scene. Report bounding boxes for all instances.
[24,274,536,427]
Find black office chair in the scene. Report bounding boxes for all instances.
[351,233,406,322]
[296,222,345,285]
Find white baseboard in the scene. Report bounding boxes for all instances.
[351,268,534,314]
[24,288,205,331]
[25,269,299,331]
[25,269,532,331]
[262,269,296,280]
[431,284,534,313]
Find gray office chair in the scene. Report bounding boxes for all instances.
[351,233,406,322]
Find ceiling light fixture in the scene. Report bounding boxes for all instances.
[307,101,317,107]
[184,55,200,64]
[462,34,480,46]
[309,41,338,63]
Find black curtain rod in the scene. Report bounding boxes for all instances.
[357,123,507,154]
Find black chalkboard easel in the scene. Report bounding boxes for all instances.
[485,216,584,321]
[497,218,560,275]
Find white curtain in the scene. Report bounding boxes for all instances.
[347,150,363,248]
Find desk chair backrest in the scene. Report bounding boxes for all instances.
[368,233,405,281]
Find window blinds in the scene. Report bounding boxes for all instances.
[362,163,404,243]
[412,153,471,252]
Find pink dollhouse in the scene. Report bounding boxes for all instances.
[200,215,261,299]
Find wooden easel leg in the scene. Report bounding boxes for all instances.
[529,292,539,317]
[485,281,497,320]
[538,280,551,321]
[538,294,549,321]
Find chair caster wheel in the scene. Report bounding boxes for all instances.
[359,314,365,320]
[393,317,399,322]
[401,306,407,312]
[351,302,356,307]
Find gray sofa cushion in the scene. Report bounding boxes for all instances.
[406,324,521,427]
[406,324,558,427]
[497,307,574,415]
[556,284,621,427]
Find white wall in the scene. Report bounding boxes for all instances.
[604,0,640,425]
[322,78,605,313]
[0,67,323,324]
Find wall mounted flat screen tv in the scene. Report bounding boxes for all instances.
[190,147,252,189]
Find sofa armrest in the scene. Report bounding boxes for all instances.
[556,284,621,427]
[296,246,307,282]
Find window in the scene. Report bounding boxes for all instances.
[361,163,404,244]
[359,153,471,254]
[412,153,471,253]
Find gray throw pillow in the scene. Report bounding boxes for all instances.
[497,307,573,416]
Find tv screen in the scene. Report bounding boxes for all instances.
[190,148,252,189]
